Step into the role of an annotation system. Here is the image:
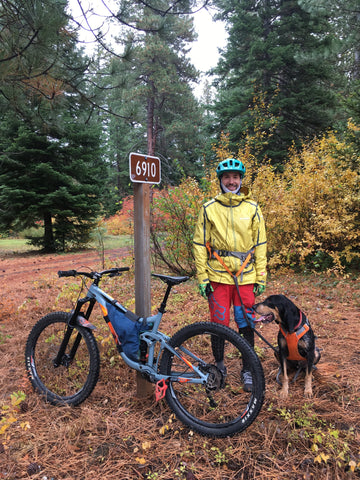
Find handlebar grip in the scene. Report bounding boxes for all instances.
[58,270,77,277]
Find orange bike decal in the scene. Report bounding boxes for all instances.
[180,356,194,370]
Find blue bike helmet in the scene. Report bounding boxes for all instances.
[216,158,246,178]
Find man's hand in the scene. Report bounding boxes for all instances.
[198,282,214,299]
[253,284,265,297]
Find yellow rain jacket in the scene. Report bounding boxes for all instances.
[193,187,267,286]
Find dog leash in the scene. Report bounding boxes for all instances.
[206,242,277,352]
[233,275,278,353]
[205,242,254,280]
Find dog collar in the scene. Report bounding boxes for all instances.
[294,311,304,331]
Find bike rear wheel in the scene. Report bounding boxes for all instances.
[159,322,265,437]
[25,312,100,406]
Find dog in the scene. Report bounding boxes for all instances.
[254,294,320,399]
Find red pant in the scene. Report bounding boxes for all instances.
[208,282,255,329]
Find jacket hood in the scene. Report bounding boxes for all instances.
[215,186,251,206]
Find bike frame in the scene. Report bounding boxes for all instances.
[58,279,210,387]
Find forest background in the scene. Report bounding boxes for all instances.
[0,0,359,275]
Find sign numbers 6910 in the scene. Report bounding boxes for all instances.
[136,160,157,178]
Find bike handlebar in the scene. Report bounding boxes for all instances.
[58,267,130,279]
[58,269,78,277]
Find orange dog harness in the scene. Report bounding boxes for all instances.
[279,312,310,361]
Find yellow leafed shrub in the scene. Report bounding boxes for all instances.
[150,126,359,276]
[241,130,360,274]
[150,178,205,275]
[266,134,358,273]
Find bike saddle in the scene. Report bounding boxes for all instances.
[152,273,189,286]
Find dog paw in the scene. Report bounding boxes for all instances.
[279,389,288,399]
[304,389,313,398]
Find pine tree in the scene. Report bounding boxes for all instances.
[102,0,205,192]
[0,112,105,252]
[0,0,107,251]
[212,0,340,164]
[0,0,90,105]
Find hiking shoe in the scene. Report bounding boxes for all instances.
[241,370,253,392]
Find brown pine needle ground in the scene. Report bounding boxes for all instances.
[0,249,359,480]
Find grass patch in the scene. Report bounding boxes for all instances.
[0,235,133,254]
[0,238,38,253]
[101,235,133,250]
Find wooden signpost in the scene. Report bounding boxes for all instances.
[129,152,161,397]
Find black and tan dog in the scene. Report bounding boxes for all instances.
[254,294,320,399]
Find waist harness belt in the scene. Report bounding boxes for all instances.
[279,312,310,361]
[205,242,254,281]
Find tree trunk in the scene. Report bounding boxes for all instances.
[147,83,156,156]
[43,211,55,252]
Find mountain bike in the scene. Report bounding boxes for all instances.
[25,267,265,437]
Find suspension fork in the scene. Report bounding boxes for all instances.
[53,297,96,367]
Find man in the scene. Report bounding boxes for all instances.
[193,158,267,391]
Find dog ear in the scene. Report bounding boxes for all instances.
[275,297,287,324]
[281,297,300,332]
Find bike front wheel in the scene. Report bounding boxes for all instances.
[25,312,100,406]
[159,322,265,437]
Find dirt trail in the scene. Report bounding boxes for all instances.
[0,248,131,320]
[0,248,130,280]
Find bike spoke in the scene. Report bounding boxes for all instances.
[160,322,265,437]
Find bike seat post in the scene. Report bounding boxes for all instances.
[158,283,173,314]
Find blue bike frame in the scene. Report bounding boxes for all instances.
[69,281,209,387]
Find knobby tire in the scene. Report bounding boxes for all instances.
[159,322,265,437]
[25,312,100,406]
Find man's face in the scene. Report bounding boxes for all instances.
[221,172,242,191]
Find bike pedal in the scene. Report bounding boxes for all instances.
[155,379,168,402]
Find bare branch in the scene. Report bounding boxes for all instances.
[136,0,211,16]
[0,30,40,63]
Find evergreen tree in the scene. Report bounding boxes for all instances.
[212,0,340,164]
[102,0,205,193]
[0,0,91,107]
[333,0,360,127]
[0,112,105,252]
[0,0,107,251]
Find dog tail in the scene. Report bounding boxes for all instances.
[314,347,321,365]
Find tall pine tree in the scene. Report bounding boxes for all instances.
[101,0,205,194]
[0,0,106,251]
[212,0,340,163]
